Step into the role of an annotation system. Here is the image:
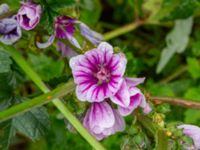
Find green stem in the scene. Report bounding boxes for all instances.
[155,130,169,150]
[1,44,106,150]
[0,81,75,122]
[136,113,157,136]
[103,21,143,41]
[136,113,169,149]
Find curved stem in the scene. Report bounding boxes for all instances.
[1,44,106,150]
[0,81,75,122]
[149,96,200,109]
[103,20,143,41]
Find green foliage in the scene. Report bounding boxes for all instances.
[0,50,12,73]
[0,120,15,150]
[28,53,65,81]
[153,0,200,21]
[13,107,50,141]
[147,81,174,96]
[156,17,193,73]
[43,118,91,150]
[187,57,200,79]
[162,0,199,20]
[184,87,200,124]
[46,0,76,10]
[0,72,16,110]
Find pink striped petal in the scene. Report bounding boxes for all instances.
[110,79,130,107]
[70,42,127,102]
[83,102,125,140]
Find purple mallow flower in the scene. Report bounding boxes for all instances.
[178,124,200,150]
[70,42,151,140]
[54,16,81,50]
[111,77,152,116]
[0,4,21,45]
[55,16,76,39]
[83,101,125,140]
[17,2,41,30]
[69,42,127,102]
[37,16,102,57]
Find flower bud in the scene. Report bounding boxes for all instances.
[17,2,41,30]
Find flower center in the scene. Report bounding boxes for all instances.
[96,65,110,84]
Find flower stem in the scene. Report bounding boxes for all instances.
[103,20,143,41]
[136,113,169,149]
[155,129,169,150]
[0,81,75,122]
[136,113,157,136]
[1,44,106,150]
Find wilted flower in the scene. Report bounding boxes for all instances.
[0,4,21,45]
[111,77,151,116]
[178,124,200,150]
[17,2,41,30]
[70,42,127,102]
[37,16,102,57]
[0,18,21,45]
[83,101,125,140]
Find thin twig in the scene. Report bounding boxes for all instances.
[158,66,187,84]
[149,96,200,109]
[103,20,144,41]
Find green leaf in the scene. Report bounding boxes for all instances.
[156,17,193,73]
[191,41,200,57]
[147,81,174,96]
[0,120,15,150]
[13,107,50,141]
[153,0,199,21]
[0,50,12,73]
[184,87,200,101]
[184,87,200,124]
[28,53,65,81]
[0,72,16,111]
[163,0,199,20]
[187,57,200,79]
[184,109,200,124]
